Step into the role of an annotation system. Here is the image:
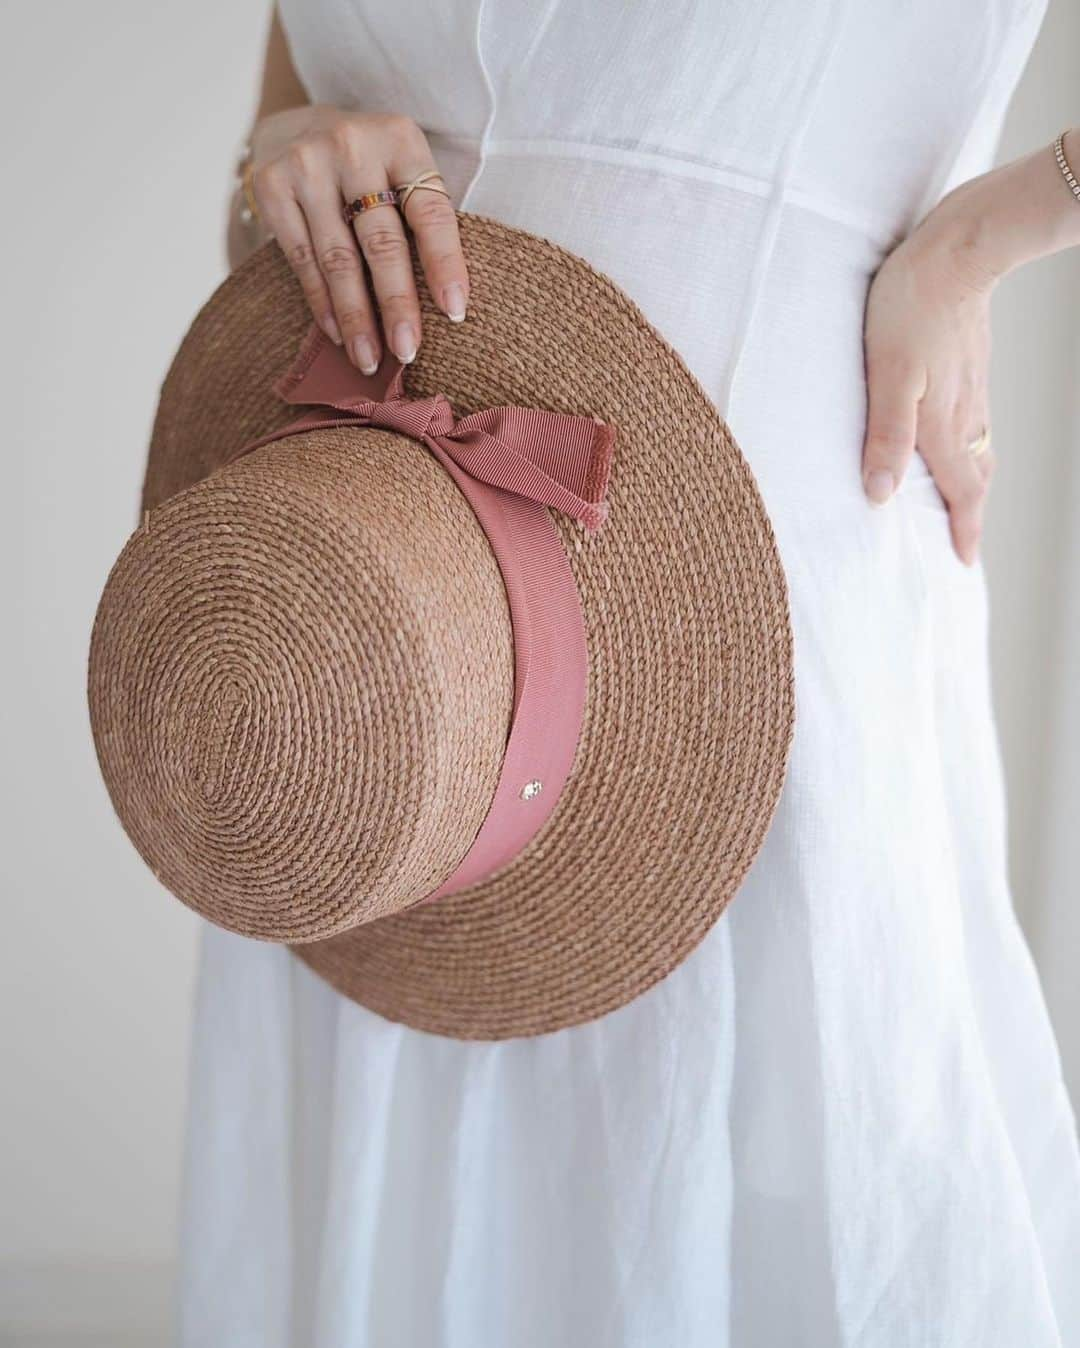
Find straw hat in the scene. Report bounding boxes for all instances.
[88,213,794,1040]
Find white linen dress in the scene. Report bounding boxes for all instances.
[175,2,1080,1344]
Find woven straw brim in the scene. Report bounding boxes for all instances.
[104,214,794,1039]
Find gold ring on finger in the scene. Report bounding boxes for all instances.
[965,426,991,458]
[343,189,400,226]
[393,169,451,213]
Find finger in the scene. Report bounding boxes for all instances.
[967,405,996,548]
[862,352,925,505]
[339,140,422,365]
[918,401,991,565]
[970,377,995,488]
[947,470,989,568]
[295,180,383,375]
[254,164,342,347]
[972,441,996,497]
[350,202,419,364]
[399,176,469,322]
[390,149,469,322]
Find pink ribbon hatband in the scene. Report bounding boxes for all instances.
[229,323,615,903]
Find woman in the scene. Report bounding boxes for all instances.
[178,2,1080,1343]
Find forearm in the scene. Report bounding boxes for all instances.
[227,3,310,270]
[860,125,1080,553]
[916,128,1080,288]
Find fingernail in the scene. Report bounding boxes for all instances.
[350,335,379,375]
[391,321,417,363]
[864,469,895,505]
[442,283,467,323]
[322,313,342,345]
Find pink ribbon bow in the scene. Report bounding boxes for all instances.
[233,324,614,533]
[228,323,615,906]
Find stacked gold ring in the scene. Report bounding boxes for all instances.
[393,168,451,212]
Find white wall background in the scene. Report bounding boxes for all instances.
[1,2,1076,1343]
[987,0,1080,1140]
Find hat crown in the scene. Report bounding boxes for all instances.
[89,426,513,941]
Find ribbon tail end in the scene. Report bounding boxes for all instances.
[272,321,407,408]
[272,322,329,402]
[583,420,616,522]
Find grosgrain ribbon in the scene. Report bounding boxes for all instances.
[232,325,612,532]
[229,323,615,903]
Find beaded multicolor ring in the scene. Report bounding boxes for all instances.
[342,188,400,225]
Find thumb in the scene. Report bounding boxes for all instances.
[862,354,923,505]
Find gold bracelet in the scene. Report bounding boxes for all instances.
[1053,131,1080,206]
[236,140,260,224]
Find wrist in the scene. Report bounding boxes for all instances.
[912,175,1012,295]
[226,173,271,271]
[914,130,1080,289]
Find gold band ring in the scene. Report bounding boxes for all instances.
[966,426,991,458]
[394,169,451,213]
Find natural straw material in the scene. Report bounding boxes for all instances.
[88,213,795,1040]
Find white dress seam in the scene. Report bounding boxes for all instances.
[714,0,853,416]
[428,131,901,249]
[458,0,497,210]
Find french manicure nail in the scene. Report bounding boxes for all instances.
[392,321,417,363]
[864,469,895,506]
[322,313,342,345]
[442,283,467,323]
[351,335,379,375]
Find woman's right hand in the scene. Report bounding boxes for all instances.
[248,104,469,373]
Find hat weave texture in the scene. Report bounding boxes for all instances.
[88,213,795,1039]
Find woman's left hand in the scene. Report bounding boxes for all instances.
[861,202,998,565]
